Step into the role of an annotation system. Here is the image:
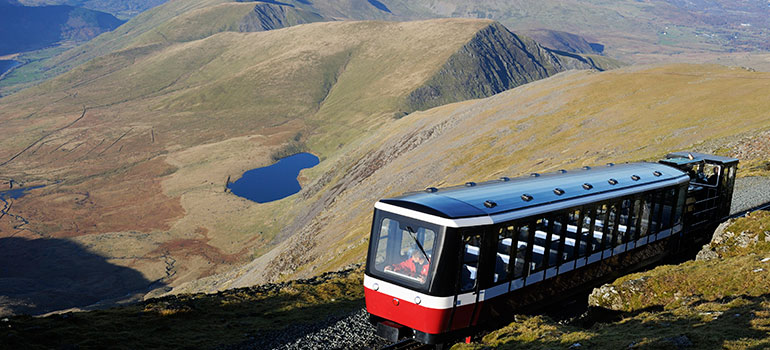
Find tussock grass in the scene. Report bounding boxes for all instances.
[453,297,770,349]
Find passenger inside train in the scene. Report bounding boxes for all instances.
[385,249,430,282]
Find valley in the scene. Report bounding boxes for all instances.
[0,15,605,314]
[0,1,769,348]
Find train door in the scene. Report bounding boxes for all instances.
[449,229,492,330]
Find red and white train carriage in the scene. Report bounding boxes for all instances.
[364,153,737,345]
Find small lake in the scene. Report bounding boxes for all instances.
[227,152,320,203]
[0,185,45,201]
[0,60,20,76]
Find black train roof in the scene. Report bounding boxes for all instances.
[380,162,689,220]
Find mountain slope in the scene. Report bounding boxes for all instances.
[0,0,330,95]
[187,63,770,292]
[17,0,167,19]
[405,22,612,112]
[0,0,230,94]
[231,0,770,63]
[0,18,595,314]
[522,28,604,55]
[129,2,327,46]
[0,1,124,56]
[12,0,768,97]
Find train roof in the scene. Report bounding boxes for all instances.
[378,162,689,221]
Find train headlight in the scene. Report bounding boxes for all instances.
[372,283,379,291]
[414,296,421,305]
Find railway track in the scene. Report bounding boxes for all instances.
[729,201,770,219]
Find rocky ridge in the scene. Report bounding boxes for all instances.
[405,21,618,112]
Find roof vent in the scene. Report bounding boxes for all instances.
[530,173,540,177]
[607,163,615,167]
[521,194,533,202]
[583,183,593,190]
[499,177,510,182]
[583,166,591,170]
[465,182,476,187]
[653,171,662,177]
[631,175,641,181]
[553,188,565,195]
[425,187,438,193]
[608,178,618,185]
[558,169,567,174]
[484,200,497,208]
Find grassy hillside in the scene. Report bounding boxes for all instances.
[453,211,770,350]
[0,18,594,313]
[226,0,770,64]
[0,0,229,94]
[206,63,770,293]
[0,2,124,56]
[7,0,767,96]
[128,2,327,47]
[17,0,167,19]
[390,0,770,61]
[7,0,770,96]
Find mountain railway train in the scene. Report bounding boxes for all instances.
[364,152,738,346]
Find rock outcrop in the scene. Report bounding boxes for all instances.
[238,2,326,32]
[405,22,611,112]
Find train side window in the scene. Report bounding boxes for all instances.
[495,226,516,283]
[618,199,635,244]
[639,193,653,238]
[513,224,531,278]
[566,209,583,260]
[701,163,720,186]
[650,190,664,234]
[550,214,567,267]
[532,218,548,271]
[595,204,609,252]
[580,207,598,256]
[660,188,676,230]
[630,197,642,242]
[599,204,615,250]
[461,234,482,292]
[674,186,686,227]
[608,203,620,249]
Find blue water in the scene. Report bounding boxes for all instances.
[227,152,320,203]
[0,185,45,200]
[0,60,20,75]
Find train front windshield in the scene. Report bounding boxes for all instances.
[368,210,442,290]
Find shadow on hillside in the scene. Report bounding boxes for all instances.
[494,294,770,349]
[1,279,366,350]
[0,237,161,316]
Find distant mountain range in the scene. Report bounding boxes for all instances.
[16,0,167,19]
[4,0,770,96]
[0,0,124,56]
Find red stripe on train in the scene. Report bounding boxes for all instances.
[364,287,479,334]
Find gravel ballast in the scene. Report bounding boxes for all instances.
[731,176,770,214]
